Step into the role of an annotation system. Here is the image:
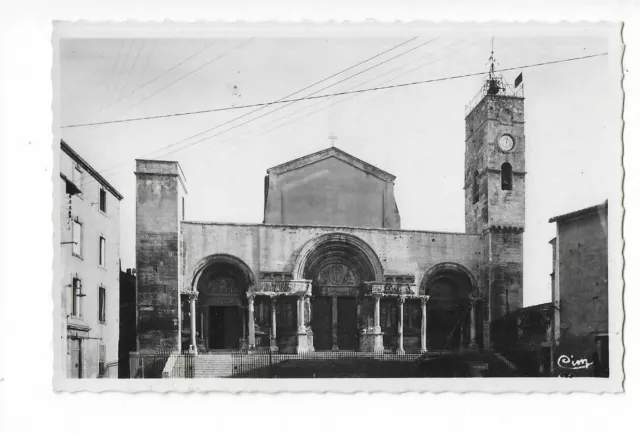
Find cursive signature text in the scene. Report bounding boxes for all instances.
[557,354,594,370]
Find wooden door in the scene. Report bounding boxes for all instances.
[68,339,81,378]
[337,297,358,350]
[223,307,240,349]
[311,297,332,350]
[209,306,225,349]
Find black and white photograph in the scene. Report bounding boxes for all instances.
[51,21,623,392]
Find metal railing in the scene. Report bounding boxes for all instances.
[129,348,525,378]
[228,351,423,378]
[465,77,525,116]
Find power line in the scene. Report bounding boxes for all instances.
[108,40,133,106]
[120,40,145,96]
[90,37,424,179]
[126,38,254,111]
[190,39,478,161]
[62,51,607,129]
[146,37,436,162]
[238,39,480,148]
[106,41,215,110]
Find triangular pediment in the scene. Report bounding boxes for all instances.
[267,147,395,182]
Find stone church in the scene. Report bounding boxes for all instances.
[135,76,526,355]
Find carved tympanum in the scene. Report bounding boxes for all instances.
[205,276,238,295]
[317,263,359,286]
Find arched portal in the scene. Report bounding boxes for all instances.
[420,263,479,351]
[294,233,382,351]
[190,254,255,351]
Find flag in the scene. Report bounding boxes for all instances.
[514,72,523,88]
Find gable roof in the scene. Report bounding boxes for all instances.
[266,146,396,182]
[61,139,124,201]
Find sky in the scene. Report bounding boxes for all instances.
[58,23,621,307]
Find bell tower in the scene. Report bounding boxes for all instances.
[464,43,525,347]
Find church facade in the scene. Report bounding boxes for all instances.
[134,79,526,355]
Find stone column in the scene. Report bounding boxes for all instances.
[332,296,339,351]
[397,297,405,354]
[296,294,309,353]
[188,292,198,354]
[241,308,248,350]
[305,295,314,351]
[469,296,478,350]
[420,297,428,353]
[270,296,278,352]
[247,293,256,351]
[374,295,381,333]
[372,295,384,353]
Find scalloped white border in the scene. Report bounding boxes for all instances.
[48,19,625,395]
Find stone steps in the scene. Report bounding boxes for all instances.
[195,354,234,378]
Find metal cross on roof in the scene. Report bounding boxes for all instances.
[328,133,338,147]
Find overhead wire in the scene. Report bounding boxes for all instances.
[102,40,216,112]
[63,51,608,129]
[190,38,478,161]
[142,44,603,164]
[118,40,145,98]
[143,37,436,161]
[74,48,608,187]
[86,37,425,180]
[126,38,255,112]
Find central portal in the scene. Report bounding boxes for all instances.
[299,232,384,353]
[208,306,241,350]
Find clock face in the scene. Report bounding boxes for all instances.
[498,135,515,152]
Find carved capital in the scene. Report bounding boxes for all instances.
[420,296,430,307]
[397,296,406,305]
[186,291,199,302]
[469,294,481,303]
[246,292,256,302]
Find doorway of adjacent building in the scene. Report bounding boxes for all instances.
[68,338,82,378]
[337,297,358,350]
[208,306,241,350]
[311,297,332,350]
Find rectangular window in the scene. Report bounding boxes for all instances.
[98,286,106,323]
[98,344,106,378]
[99,188,107,213]
[72,220,82,257]
[99,236,106,267]
[71,277,83,318]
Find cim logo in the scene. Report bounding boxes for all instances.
[557,354,594,371]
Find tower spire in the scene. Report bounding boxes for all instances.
[488,37,496,80]
[486,37,503,95]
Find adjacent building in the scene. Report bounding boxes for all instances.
[118,267,137,378]
[134,74,527,359]
[549,201,609,377]
[59,139,123,378]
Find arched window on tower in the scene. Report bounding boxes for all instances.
[501,163,513,191]
[472,170,479,204]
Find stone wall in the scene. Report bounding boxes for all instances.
[554,206,608,377]
[181,222,483,292]
[264,153,401,229]
[135,160,186,352]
